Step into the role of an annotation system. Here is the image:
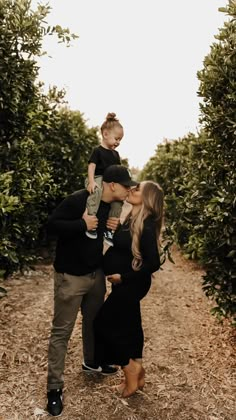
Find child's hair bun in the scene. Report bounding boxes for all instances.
[101,112,123,133]
[106,112,117,121]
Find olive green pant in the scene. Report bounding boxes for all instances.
[47,269,106,390]
[85,175,123,217]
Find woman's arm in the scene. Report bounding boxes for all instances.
[120,221,160,283]
[107,220,160,285]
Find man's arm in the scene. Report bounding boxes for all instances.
[47,192,97,238]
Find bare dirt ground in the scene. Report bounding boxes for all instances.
[0,245,235,420]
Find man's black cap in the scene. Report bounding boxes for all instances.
[103,165,138,187]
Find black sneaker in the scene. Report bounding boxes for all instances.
[82,362,118,375]
[101,364,118,375]
[47,389,63,417]
[104,230,114,247]
[85,229,98,239]
[82,362,102,373]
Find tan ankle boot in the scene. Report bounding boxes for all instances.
[114,365,145,394]
[111,381,126,394]
[138,366,145,390]
[122,359,142,398]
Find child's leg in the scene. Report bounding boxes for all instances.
[104,201,123,246]
[109,201,123,218]
[85,176,103,216]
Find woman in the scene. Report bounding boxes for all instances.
[94,181,164,398]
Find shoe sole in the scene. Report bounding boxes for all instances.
[47,406,63,417]
[82,369,101,374]
[85,234,97,239]
[101,371,118,376]
[82,367,117,375]
[104,240,114,247]
[82,369,117,375]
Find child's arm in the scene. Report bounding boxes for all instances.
[87,162,98,193]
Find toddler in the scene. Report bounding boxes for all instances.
[85,113,124,246]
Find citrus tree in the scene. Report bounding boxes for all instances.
[0,0,98,276]
[141,1,236,321]
[197,0,236,320]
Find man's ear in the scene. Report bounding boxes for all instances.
[109,182,115,191]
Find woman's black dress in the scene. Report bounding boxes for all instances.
[94,216,160,366]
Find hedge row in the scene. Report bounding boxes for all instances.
[141,2,236,321]
[0,0,99,276]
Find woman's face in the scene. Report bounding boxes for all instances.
[126,182,144,206]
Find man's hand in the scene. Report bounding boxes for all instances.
[106,274,122,284]
[106,217,120,231]
[82,209,98,230]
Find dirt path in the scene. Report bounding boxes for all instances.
[0,246,235,420]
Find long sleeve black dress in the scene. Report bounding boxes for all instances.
[94,216,160,366]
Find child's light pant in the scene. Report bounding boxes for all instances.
[85,175,123,218]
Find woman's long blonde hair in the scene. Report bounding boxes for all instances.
[128,181,164,271]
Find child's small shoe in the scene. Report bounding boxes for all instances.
[86,229,98,239]
[104,230,114,247]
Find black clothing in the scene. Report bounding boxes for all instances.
[47,190,110,276]
[88,145,121,176]
[94,216,160,366]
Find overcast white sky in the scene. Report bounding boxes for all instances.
[34,0,228,168]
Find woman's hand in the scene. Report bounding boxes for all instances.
[106,274,122,284]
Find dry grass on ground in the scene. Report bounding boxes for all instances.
[0,246,235,420]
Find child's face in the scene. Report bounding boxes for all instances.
[103,126,123,149]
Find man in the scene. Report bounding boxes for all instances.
[46,165,137,416]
